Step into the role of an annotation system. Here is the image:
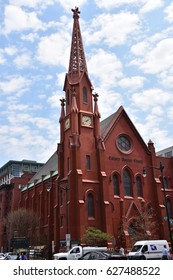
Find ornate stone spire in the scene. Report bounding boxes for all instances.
[68,7,88,77]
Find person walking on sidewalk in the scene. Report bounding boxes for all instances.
[162,245,169,260]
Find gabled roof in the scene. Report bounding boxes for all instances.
[28,151,58,184]
[100,106,150,154]
[63,71,93,91]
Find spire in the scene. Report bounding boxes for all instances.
[68,7,88,77]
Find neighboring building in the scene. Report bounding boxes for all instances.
[0,160,44,252]
[156,146,173,158]
[0,160,44,186]
[1,8,173,257]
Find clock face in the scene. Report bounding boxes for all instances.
[65,118,70,130]
[82,115,92,126]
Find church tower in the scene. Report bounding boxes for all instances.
[57,7,111,247]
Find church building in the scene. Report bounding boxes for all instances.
[4,7,172,256]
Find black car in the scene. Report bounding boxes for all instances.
[79,251,127,260]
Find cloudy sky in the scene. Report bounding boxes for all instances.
[0,0,173,167]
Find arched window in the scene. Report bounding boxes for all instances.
[123,169,133,196]
[113,174,119,196]
[167,199,172,219]
[83,87,88,103]
[87,193,94,218]
[136,176,143,197]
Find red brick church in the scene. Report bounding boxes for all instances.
[1,7,173,256]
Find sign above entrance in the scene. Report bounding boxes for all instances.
[108,156,143,164]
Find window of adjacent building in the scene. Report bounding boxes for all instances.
[123,169,133,196]
[23,165,29,171]
[83,86,88,104]
[32,166,38,172]
[11,165,20,177]
[167,199,172,219]
[136,176,143,197]
[86,155,91,170]
[87,193,94,218]
[112,174,120,196]
[164,151,172,158]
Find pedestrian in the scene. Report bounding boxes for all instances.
[16,253,20,260]
[162,245,169,260]
[119,246,125,255]
[21,252,27,260]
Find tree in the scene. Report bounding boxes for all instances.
[81,227,112,246]
[4,208,40,246]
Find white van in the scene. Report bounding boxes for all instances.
[53,245,107,260]
[128,240,169,260]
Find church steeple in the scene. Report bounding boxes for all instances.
[68,7,88,82]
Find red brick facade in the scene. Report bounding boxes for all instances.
[0,8,172,256]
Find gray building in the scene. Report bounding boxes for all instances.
[0,160,44,186]
[156,146,173,158]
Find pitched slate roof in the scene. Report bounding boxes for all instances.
[28,151,58,184]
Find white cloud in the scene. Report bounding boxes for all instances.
[86,12,140,47]
[119,76,145,91]
[131,41,150,56]
[95,0,164,13]
[3,5,45,34]
[9,0,55,10]
[164,2,173,22]
[47,91,62,109]
[4,46,17,56]
[7,103,29,111]
[159,70,173,89]
[57,0,87,12]
[21,33,39,42]
[88,48,123,90]
[14,53,31,68]
[36,32,70,67]
[151,106,163,116]
[139,0,164,14]
[131,88,172,111]
[130,30,173,92]
[0,52,6,64]
[99,90,123,119]
[140,38,173,74]
[95,0,142,9]
[0,76,31,95]
[168,107,173,119]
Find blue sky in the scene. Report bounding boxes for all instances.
[0,0,173,167]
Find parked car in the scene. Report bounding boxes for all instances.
[128,240,169,260]
[0,253,5,260]
[78,251,127,260]
[53,245,108,260]
[4,252,18,260]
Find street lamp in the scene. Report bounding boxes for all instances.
[143,162,173,251]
